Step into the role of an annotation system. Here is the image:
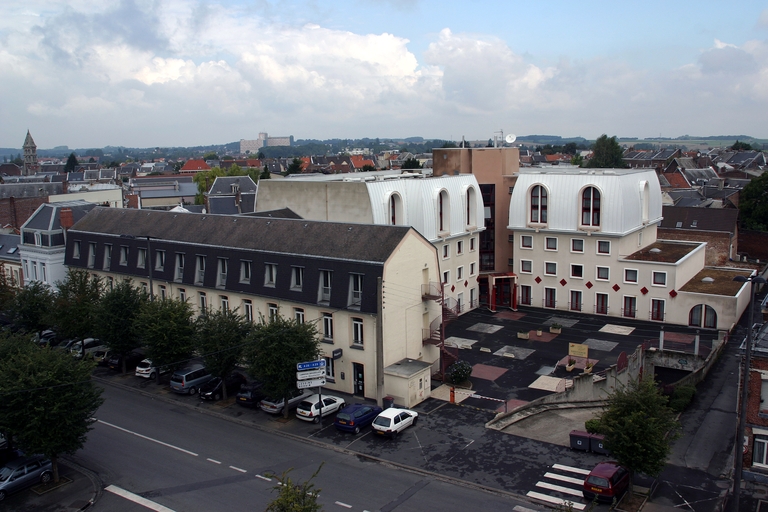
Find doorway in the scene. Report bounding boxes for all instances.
[353,363,365,396]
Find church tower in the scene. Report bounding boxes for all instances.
[22,130,39,176]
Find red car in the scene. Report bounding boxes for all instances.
[582,461,630,503]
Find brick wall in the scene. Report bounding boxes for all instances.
[658,228,733,266]
[739,230,768,262]
[0,196,47,230]
[745,357,768,468]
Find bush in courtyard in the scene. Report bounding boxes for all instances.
[447,360,472,385]
[669,384,696,413]
[585,418,603,434]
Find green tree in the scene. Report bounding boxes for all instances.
[260,166,272,180]
[6,282,55,334]
[203,151,219,161]
[586,135,626,168]
[738,171,768,231]
[243,313,321,418]
[441,142,458,148]
[570,154,584,166]
[0,336,103,483]
[732,140,754,151]
[195,308,249,399]
[192,167,226,204]
[266,464,324,512]
[136,298,195,382]
[286,157,304,175]
[401,158,422,170]
[361,164,376,172]
[94,280,147,372]
[588,378,679,491]
[51,269,102,343]
[65,152,79,172]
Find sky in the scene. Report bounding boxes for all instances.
[2,0,768,149]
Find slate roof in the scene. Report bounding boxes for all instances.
[207,195,256,215]
[138,182,197,198]
[660,206,738,233]
[70,208,416,264]
[0,182,62,199]
[22,200,97,231]
[243,208,302,219]
[208,176,258,195]
[0,233,21,262]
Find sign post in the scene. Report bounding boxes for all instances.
[296,359,327,417]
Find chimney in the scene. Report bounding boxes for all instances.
[59,208,74,231]
[62,179,68,193]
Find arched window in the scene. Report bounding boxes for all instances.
[389,193,403,225]
[640,181,650,224]
[689,304,717,329]
[437,190,450,233]
[530,186,547,224]
[466,187,477,228]
[581,187,600,227]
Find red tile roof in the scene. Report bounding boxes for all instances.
[179,159,210,172]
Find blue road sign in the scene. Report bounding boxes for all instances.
[297,359,326,371]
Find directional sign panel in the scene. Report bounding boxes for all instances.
[297,377,326,389]
[297,360,326,371]
[297,369,326,380]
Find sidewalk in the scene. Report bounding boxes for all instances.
[1,457,101,511]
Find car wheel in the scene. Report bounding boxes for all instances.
[412,417,418,426]
[0,489,5,501]
[214,393,221,401]
[40,471,52,484]
[188,387,197,396]
[313,416,320,424]
[149,372,156,380]
[391,430,398,439]
[353,426,360,434]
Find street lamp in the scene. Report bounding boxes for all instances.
[732,274,766,511]
[120,234,155,301]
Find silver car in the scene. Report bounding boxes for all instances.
[0,454,53,501]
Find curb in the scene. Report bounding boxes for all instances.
[60,455,103,510]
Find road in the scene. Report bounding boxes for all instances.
[75,385,536,511]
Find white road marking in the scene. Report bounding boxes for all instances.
[335,501,353,508]
[543,472,584,485]
[106,484,176,512]
[513,506,539,512]
[255,474,272,482]
[206,458,221,464]
[553,463,590,475]
[229,465,247,473]
[535,480,583,496]
[97,420,198,456]
[526,491,586,510]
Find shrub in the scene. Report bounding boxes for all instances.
[447,360,472,385]
[669,384,696,413]
[585,418,603,434]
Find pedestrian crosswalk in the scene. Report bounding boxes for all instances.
[526,463,590,510]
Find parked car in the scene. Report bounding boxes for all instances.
[92,349,111,366]
[107,350,145,372]
[51,338,78,352]
[296,394,346,423]
[259,389,312,414]
[582,461,630,503]
[169,364,212,395]
[70,338,107,359]
[235,381,265,408]
[0,454,53,502]
[334,403,383,434]
[34,330,58,347]
[135,359,170,380]
[199,373,247,401]
[372,407,419,438]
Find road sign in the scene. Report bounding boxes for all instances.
[297,360,326,371]
[297,377,326,389]
[297,369,326,380]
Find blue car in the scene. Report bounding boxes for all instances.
[334,403,383,434]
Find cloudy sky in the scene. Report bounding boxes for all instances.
[2,0,768,149]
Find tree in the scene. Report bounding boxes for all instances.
[401,158,422,170]
[588,378,679,491]
[586,135,626,168]
[738,171,768,231]
[0,335,103,482]
[6,282,55,334]
[361,164,376,172]
[65,153,79,172]
[286,157,304,175]
[94,280,147,372]
[260,166,272,180]
[203,151,219,161]
[257,151,266,160]
[243,313,321,418]
[195,308,249,399]
[570,154,584,166]
[732,140,753,151]
[266,464,324,512]
[441,142,458,148]
[192,167,226,204]
[50,269,102,343]
[136,298,195,382]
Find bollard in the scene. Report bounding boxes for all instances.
[450,386,455,403]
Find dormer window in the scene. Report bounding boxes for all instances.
[437,190,450,234]
[581,187,601,228]
[389,193,403,225]
[530,185,547,224]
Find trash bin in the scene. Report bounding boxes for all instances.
[590,433,610,455]
[383,396,395,409]
[569,430,591,451]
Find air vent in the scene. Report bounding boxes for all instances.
[701,277,714,283]
[650,248,661,253]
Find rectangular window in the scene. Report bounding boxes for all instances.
[443,271,450,284]
[521,260,532,273]
[107,276,114,290]
[623,296,636,318]
[87,242,96,268]
[754,436,768,467]
[220,296,229,311]
[294,308,305,324]
[596,266,610,280]
[155,250,165,271]
[324,356,335,381]
[217,258,228,287]
[651,298,665,321]
[545,237,558,251]
[596,293,608,314]
[457,240,464,255]
[40,263,46,283]
[520,285,532,306]
[268,303,278,321]
[545,262,557,275]
[470,262,476,276]
[572,239,584,253]
[195,255,206,285]
[442,245,449,259]
[319,270,332,302]
[120,246,129,265]
[159,285,167,300]
[571,264,583,279]
[264,263,277,287]
[243,300,253,322]
[240,261,251,284]
[199,292,207,312]
[73,241,81,259]
[137,248,147,269]
[508,258,514,266]
[508,234,514,243]
[457,266,464,280]
[570,290,582,311]
[291,266,304,290]
[521,235,533,249]
[352,318,364,346]
[323,313,333,341]
[597,240,611,254]
[103,244,112,270]
[34,232,42,246]
[175,253,185,281]
[544,288,556,308]
[652,271,667,286]
[179,288,186,302]
[625,269,638,283]
[470,237,476,251]
[349,274,363,308]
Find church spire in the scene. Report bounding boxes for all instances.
[22,130,39,176]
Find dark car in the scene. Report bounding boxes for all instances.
[235,381,265,408]
[334,403,383,434]
[199,373,247,401]
[107,350,146,372]
[582,461,630,503]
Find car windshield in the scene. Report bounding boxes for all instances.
[587,475,610,488]
[373,416,391,427]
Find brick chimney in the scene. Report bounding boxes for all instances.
[59,208,74,231]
